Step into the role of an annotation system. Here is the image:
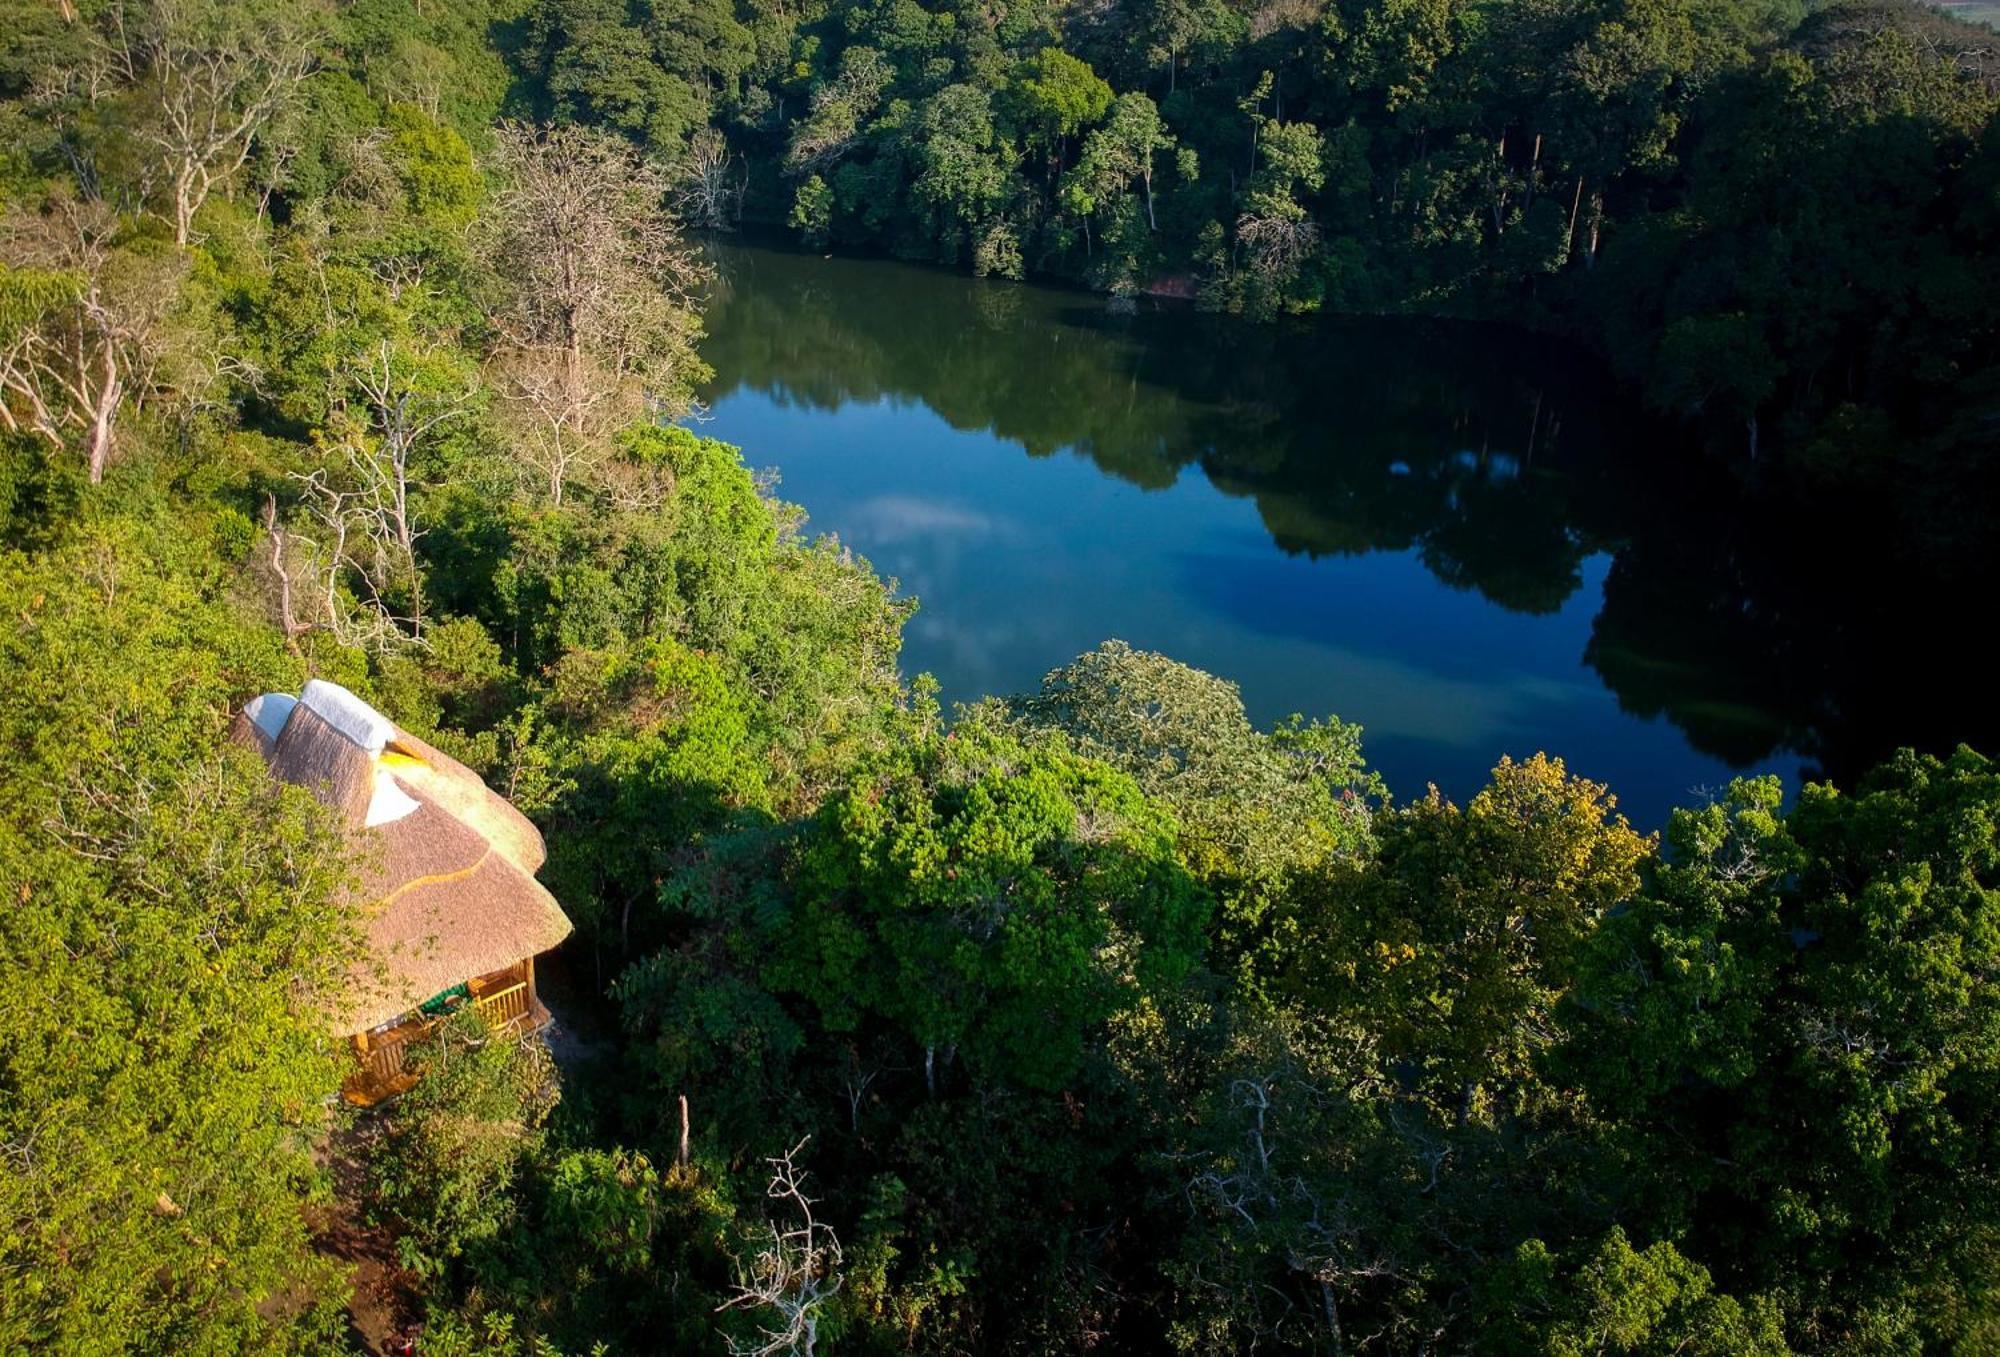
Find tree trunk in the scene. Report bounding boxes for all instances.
[1321,1281,1345,1357]
[391,443,414,552]
[173,169,196,247]
[85,347,120,483]
[1566,175,1585,263]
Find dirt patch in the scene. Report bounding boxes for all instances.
[311,1121,422,1355]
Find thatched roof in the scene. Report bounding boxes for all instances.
[228,693,295,756]
[228,710,274,757]
[268,703,377,825]
[381,729,547,875]
[336,802,572,1033]
[239,680,572,1036]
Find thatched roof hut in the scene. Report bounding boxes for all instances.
[241,680,573,1035]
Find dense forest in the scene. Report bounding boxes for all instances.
[2,0,1998,1353]
[516,0,2000,506]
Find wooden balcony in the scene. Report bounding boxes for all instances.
[343,959,550,1106]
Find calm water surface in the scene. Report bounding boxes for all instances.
[694,242,1957,825]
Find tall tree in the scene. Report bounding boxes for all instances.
[1063,92,1175,230]
[483,123,707,505]
[0,193,195,482]
[86,0,326,244]
[0,521,356,1352]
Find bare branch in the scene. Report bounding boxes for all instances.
[90,0,323,244]
[482,122,708,505]
[717,1139,843,1357]
[0,192,191,481]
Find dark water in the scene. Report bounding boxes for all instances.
[695,241,1976,826]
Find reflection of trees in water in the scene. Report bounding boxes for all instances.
[704,244,1612,582]
[969,277,1025,332]
[1418,478,1587,617]
[1585,501,1996,791]
[699,242,1992,782]
[1587,537,1819,770]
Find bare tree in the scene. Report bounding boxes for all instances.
[364,36,453,123]
[282,472,420,653]
[484,345,619,509]
[260,495,313,651]
[336,338,474,560]
[1236,208,1320,294]
[0,193,191,481]
[717,1139,843,1357]
[1174,1015,1420,1355]
[88,0,324,244]
[275,340,473,651]
[484,123,708,506]
[675,127,741,230]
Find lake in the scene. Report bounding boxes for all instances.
[694,241,1971,826]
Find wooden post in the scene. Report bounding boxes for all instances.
[1567,175,1586,263]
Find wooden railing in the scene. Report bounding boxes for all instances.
[473,979,530,1030]
[344,966,546,1105]
[350,1017,424,1104]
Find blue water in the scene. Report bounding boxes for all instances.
[696,243,1798,825]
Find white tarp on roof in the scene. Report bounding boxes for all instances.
[260,680,420,826]
[243,692,297,744]
[365,768,422,827]
[301,679,396,755]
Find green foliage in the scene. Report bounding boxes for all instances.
[1009,640,1378,889]
[487,0,2000,501]
[0,517,355,1353]
[788,174,834,246]
[1486,1228,1791,1356]
[1065,92,1172,214]
[380,105,485,230]
[484,424,908,959]
[1570,750,2000,1347]
[1008,48,1113,149]
[4,2,2000,1351]
[410,1307,597,1357]
[909,83,1014,257]
[543,1147,667,1275]
[368,1014,559,1280]
[1649,312,1779,426]
[775,715,1211,1090]
[1284,754,1652,1118]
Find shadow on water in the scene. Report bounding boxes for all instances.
[696,238,1990,816]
